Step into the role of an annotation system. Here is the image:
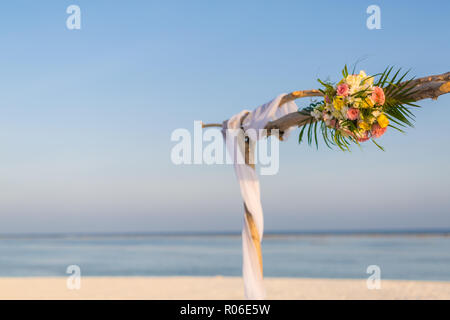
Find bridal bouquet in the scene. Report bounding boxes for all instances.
[299,66,419,150]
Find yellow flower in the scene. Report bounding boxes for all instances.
[333,97,345,111]
[361,97,374,108]
[377,114,389,128]
[358,121,371,131]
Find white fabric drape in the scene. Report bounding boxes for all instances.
[222,94,298,299]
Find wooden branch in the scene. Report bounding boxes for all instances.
[202,123,223,128]
[278,89,323,105]
[202,72,450,133]
[400,72,450,101]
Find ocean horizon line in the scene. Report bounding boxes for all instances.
[1,228,449,240]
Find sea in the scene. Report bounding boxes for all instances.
[1,231,449,280]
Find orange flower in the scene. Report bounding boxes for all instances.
[371,86,385,106]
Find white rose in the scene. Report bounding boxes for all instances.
[311,109,322,120]
[346,75,360,88]
[372,110,382,117]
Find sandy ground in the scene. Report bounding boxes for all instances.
[0,276,449,300]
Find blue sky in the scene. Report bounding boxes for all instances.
[0,1,449,233]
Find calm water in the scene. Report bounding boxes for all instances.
[0,233,449,280]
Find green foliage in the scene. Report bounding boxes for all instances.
[298,103,359,151]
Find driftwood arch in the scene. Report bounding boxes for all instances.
[201,71,450,293]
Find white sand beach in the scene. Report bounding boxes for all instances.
[0,276,449,300]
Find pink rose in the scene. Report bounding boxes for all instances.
[346,108,360,120]
[329,119,338,128]
[371,123,387,138]
[371,86,385,106]
[357,131,370,142]
[337,83,349,97]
